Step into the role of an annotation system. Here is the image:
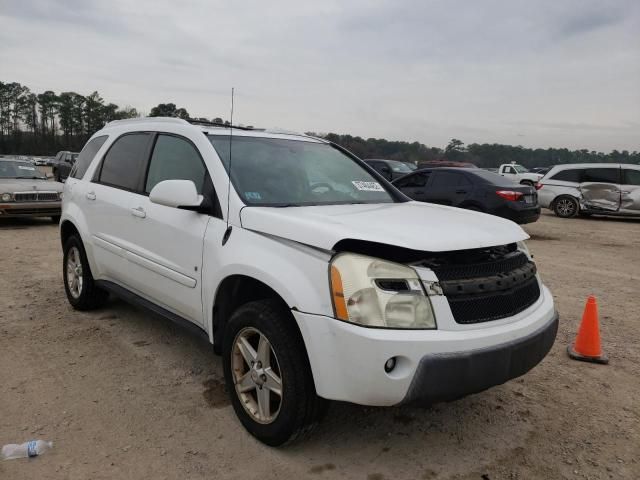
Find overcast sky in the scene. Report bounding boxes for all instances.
[1,0,639,151]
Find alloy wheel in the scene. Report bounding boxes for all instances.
[231,327,283,424]
[66,246,83,299]
[556,198,577,217]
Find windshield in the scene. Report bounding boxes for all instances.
[513,164,529,173]
[208,136,395,206]
[0,161,46,179]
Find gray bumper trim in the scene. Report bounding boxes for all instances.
[401,312,559,405]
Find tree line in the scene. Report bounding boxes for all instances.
[1,79,637,168]
[319,135,639,169]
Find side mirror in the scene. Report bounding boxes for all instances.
[149,180,203,209]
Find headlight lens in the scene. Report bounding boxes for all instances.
[1,193,12,202]
[330,253,436,329]
[517,240,531,258]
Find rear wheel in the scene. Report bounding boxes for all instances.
[222,299,327,446]
[63,235,109,310]
[553,196,579,218]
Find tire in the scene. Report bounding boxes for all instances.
[553,196,579,218]
[520,180,534,186]
[51,215,61,224]
[222,299,327,446]
[63,234,109,310]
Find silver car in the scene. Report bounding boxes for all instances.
[0,159,63,222]
[538,163,640,218]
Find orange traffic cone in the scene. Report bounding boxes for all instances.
[567,296,608,364]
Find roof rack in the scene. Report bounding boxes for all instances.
[187,118,264,131]
[105,117,189,128]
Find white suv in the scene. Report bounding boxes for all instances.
[60,117,558,445]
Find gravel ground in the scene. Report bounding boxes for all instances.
[0,211,638,480]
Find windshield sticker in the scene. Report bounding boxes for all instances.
[352,181,384,192]
[245,192,262,200]
[18,166,36,170]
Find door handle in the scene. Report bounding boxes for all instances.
[130,206,146,218]
[86,192,96,200]
[621,190,630,195]
[455,190,467,194]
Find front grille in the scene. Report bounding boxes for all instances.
[13,191,59,202]
[446,276,541,324]
[419,249,542,324]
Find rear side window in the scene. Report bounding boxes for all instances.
[582,168,620,184]
[98,133,151,191]
[623,169,640,186]
[145,135,207,194]
[550,169,583,183]
[70,136,107,180]
[433,171,467,187]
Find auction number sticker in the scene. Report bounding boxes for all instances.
[352,180,384,192]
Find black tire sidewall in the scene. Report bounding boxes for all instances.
[222,301,312,446]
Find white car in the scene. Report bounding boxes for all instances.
[60,117,558,446]
[497,163,544,186]
[538,163,640,218]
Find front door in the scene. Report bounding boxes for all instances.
[620,168,640,215]
[123,133,211,325]
[579,167,621,212]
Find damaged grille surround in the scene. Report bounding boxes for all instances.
[415,247,541,325]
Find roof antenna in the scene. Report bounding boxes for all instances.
[222,87,234,246]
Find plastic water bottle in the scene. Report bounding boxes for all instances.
[1,440,53,460]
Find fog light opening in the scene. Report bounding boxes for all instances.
[384,357,397,373]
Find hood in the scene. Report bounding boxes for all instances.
[240,201,529,252]
[0,179,63,193]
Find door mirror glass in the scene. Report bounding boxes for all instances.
[149,179,203,208]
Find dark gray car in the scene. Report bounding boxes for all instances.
[52,151,79,182]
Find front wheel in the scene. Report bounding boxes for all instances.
[222,299,327,446]
[553,196,579,218]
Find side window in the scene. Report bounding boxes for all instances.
[145,135,207,194]
[70,135,108,180]
[551,169,582,182]
[582,168,620,184]
[397,172,429,188]
[98,133,151,191]
[433,171,464,187]
[623,169,640,186]
[503,166,514,174]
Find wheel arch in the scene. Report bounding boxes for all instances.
[211,274,303,356]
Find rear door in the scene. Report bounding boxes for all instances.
[426,170,471,206]
[620,168,640,215]
[579,167,621,212]
[123,133,213,325]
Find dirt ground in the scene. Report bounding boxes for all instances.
[1,211,638,480]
